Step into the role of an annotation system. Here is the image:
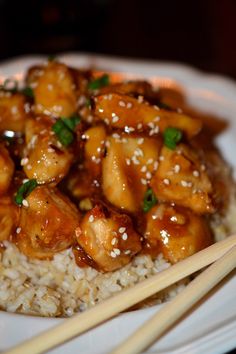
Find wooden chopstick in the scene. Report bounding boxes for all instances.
[111,245,236,354]
[4,234,236,354]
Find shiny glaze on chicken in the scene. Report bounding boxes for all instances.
[0,59,225,272]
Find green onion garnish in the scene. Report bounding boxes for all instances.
[52,115,81,146]
[143,188,157,213]
[88,74,110,90]
[21,87,34,98]
[15,179,38,205]
[48,54,57,62]
[158,101,172,110]
[163,127,182,150]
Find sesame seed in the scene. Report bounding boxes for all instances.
[104,118,110,125]
[98,108,104,113]
[201,164,206,171]
[141,178,147,185]
[47,147,55,153]
[124,126,135,133]
[147,158,153,165]
[26,164,32,170]
[125,158,131,166]
[11,106,18,114]
[159,156,164,161]
[122,233,128,240]
[89,215,94,223]
[153,161,159,170]
[131,156,140,165]
[193,170,200,177]
[112,133,120,139]
[146,172,152,179]
[47,84,53,91]
[181,180,188,187]
[110,251,117,258]
[22,179,29,184]
[127,102,133,109]
[113,248,121,255]
[147,122,155,129]
[22,199,29,207]
[152,215,158,220]
[154,105,160,110]
[141,165,147,173]
[174,164,181,173]
[163,178,170,185]
[138,138,144,145]
[112,115,119,123]
[111,238,117,245]
[138,96,144,103]
[154,116,160,122]
[119,227,126,233]
[119,100,126,107]
[137,123,143,129]
[21,157,29,166]
[16,227,21,234]
[124,250,131,255]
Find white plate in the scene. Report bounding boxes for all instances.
[0,54,236,354]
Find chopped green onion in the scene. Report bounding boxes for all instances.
[52,115,81,146]
[85,98,91,108]
[48,54,57,62]
[15,179,38,205]
[158,101,172,110]
[88,74,110,90]
[143,188,157,213]
[21,87,34,98]
[61,115,81,131]
[163,127,182,150]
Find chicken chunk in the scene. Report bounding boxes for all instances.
[0,92,28,133]
[102,135,161,212]
[150,144,214,214]
[94,93,202,138]
[0,144,14,195]
[84,125,106,176]
[76,204,142,272]
[16,186,80,259]
[31,62,77,117]
[144,203,213,263]
[0,197,19,241]
[23,116,73,184]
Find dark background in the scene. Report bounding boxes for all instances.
[1,0,236,80]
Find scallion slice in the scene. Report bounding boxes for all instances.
[163,127,182,150]
[52,115,81,146]
[88,74,110,90]
[143,188,157,213]
[15,179,38,205]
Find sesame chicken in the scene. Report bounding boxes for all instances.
[0,60,229,272]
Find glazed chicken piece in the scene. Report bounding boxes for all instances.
[16,186,80,259]
[0,92,29,133]
[84,124,106,176]
[0,144,14,195]
[102,135,161,212]
[144,203,213,263]
[150,144,214,214]
[94,93,202,138]
[0,196,19,241]
[27,61,77,117]
[23,116,73,184]
[76,204,142,272]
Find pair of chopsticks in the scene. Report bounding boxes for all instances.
[4,234,236,354]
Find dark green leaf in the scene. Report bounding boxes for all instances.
[143,188,157,213]
[21,87,34,98]
[15,179,38,205]
[163,127,182,150]
[52,115,80,146]
[61,115,81,131]
[88,74,110,90]
[48,54,57,62]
